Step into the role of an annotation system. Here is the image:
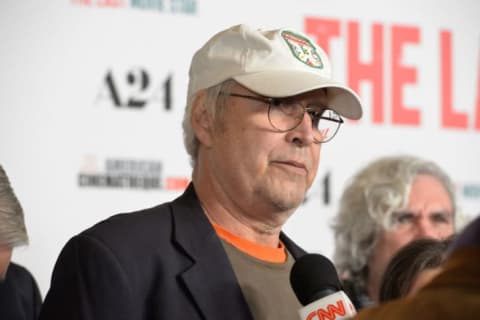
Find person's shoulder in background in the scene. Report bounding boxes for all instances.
[447,215,480,253]
[0,261,42,320]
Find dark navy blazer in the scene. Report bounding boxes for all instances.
[40,184,306,320]
[0,262,42,320]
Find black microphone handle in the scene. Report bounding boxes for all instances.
[304,288,337,305]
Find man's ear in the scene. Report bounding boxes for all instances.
[191,91,214,147]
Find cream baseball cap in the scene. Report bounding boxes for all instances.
[187,24,362,120]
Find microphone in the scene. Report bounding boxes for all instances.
[290,254,356,320]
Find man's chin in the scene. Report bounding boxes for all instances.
[270,190,306,211]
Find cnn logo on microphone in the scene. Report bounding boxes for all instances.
[299,292,356,320]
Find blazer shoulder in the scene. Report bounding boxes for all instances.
[75,185,200,256]
[83,201,173,240]
[82,183,199,241]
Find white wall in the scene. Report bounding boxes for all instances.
[1,0,479,295]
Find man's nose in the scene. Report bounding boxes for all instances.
[413,218,437,239]
[286,112,315,145]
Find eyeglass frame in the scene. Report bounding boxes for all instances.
[221,92,344,143]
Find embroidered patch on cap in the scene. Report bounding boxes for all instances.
[281,30,323,69]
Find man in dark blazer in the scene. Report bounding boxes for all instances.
[39,24,363,320]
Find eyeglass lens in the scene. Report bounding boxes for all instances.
[268,101,342,143]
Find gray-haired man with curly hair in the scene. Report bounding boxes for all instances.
[333,155,458,309]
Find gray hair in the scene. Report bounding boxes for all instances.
[332,155,457,292]
[0,165,28,248]
[182,79,237,166]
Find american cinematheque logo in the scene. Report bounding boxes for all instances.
[78,156,163,189]
[78,156,189,190]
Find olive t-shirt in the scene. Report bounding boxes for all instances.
[220,239,301,320]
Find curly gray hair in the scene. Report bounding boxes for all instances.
[182,79,237,166]
[332,155,457,292]
[0,165,28,248]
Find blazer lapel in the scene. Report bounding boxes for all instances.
[171,184,253,320]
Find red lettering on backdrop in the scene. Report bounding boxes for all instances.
[166,177,190,190]
[304,18,340,55]
[72,0,92,4]
[391,25,420,125]
[440,30,469,129]
[475,55,480,130]
[96,0,125,7]
[347,22,384,123]
[305,17,477,132]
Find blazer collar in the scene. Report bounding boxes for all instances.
[171,183,254,320]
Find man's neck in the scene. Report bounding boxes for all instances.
[191,160,293,247]
[200,198,284,248]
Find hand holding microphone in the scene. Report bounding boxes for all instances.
[290,254,356,320]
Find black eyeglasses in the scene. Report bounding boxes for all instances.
[223,92,344,143]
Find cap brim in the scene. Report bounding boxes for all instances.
[233,70,363,120]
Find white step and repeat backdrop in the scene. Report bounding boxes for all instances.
[1,0,479,295]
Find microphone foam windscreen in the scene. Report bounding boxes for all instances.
[290,253,342,305]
